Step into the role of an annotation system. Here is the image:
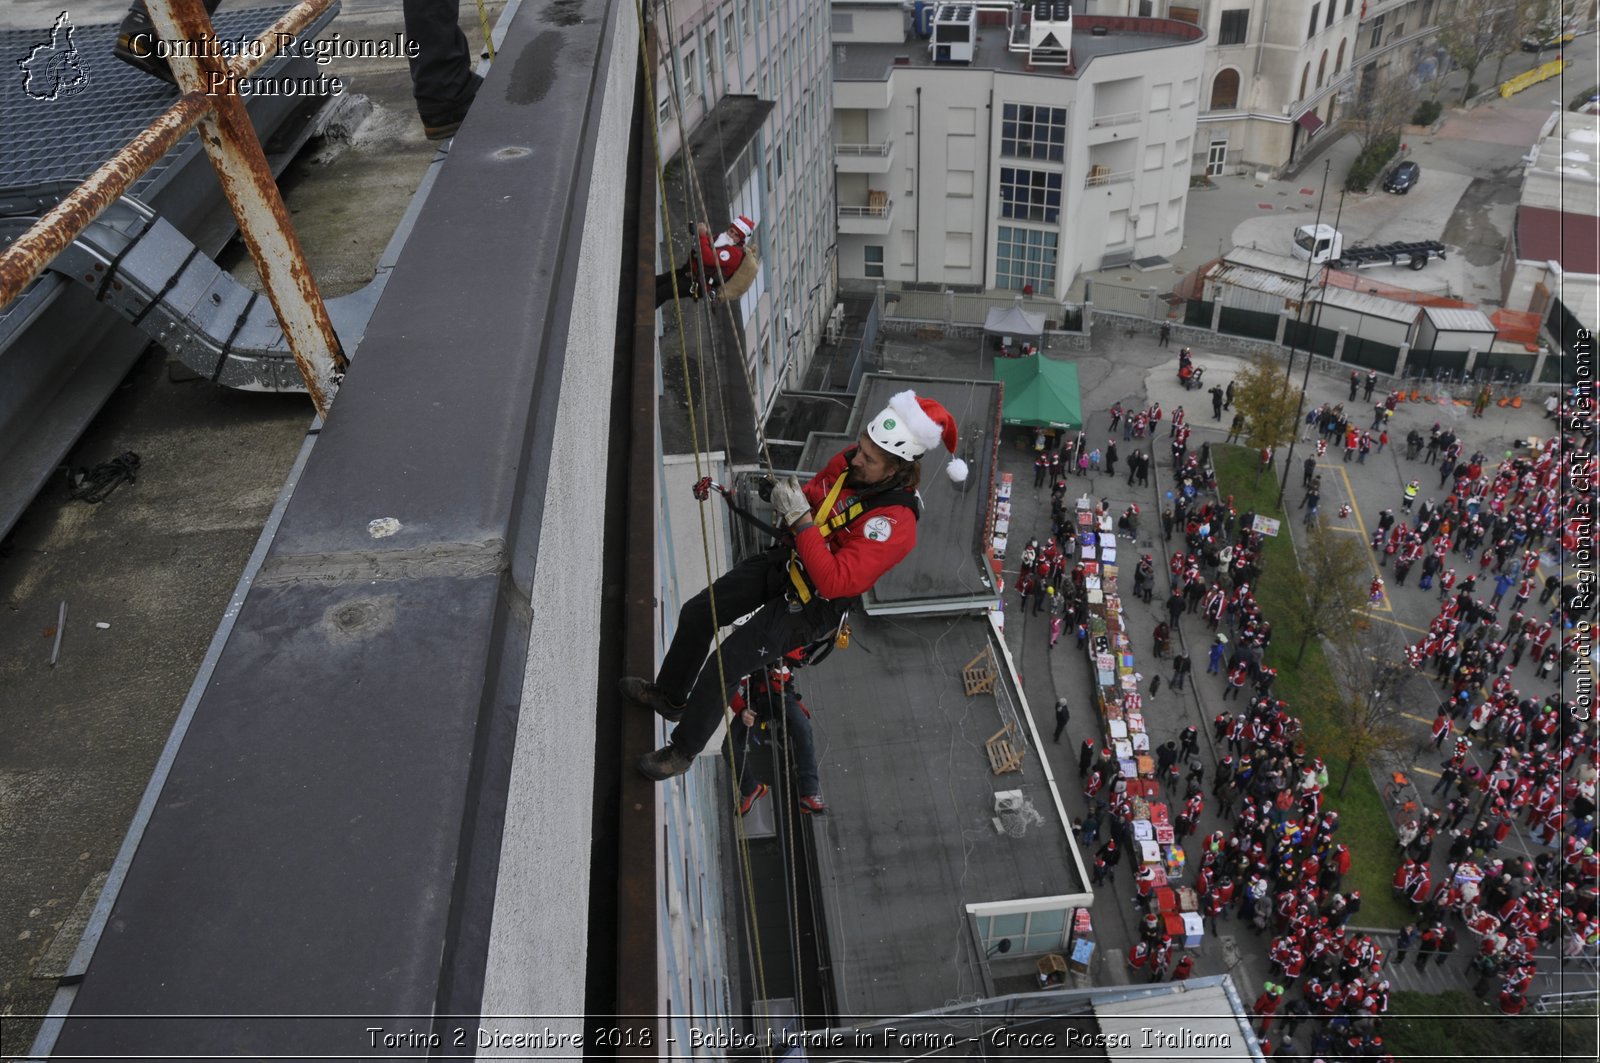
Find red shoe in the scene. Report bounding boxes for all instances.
[738,784,770,817]
[798,794,828,815]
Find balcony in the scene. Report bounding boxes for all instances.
[835,140,894,174]
[839,192,893,235]
[1084,166,1134,188]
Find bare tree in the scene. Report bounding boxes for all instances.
[1320,634,1416,797]
[1288,526,1371,665]
[1437,0,1522,102]
[1346,69,1416,157]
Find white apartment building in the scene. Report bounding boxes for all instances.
[1186,0,1362,176]
[655,0,837,418]
[832,2,1206,299]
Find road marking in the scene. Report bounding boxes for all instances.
[1356,611,1430,634]
[1410,766,1442,779]
[1402,712,1434,724]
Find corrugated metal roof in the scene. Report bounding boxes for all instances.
[1207,262,1308,300]
[1421,305,1496,332]
[1314,285,1420,324]
[1222,246,1315,280]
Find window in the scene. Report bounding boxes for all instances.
[723,12,735,52]
[681,47,697,97]
[1210,68,1240,110]
[832,11,853,34]
[1326,0,1335,28]
[1219,9,1249,45]
[1344,0,1354,15]
[1307,4,1320,40]
[998,167,1063,223]
[864,245,884,278]
[1369,14,1383,48]
[995,226,1058,292]
[1299,63,1310,100]
[1169,5,1200,24]
[1317,49,1328,89]
[1421,0,1434,25]
[658,93,672,125]
[1000,103,1067,162]
[705,31,717,81]
[1335,38,1346,74]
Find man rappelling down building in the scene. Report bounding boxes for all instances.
[623,390,968,781]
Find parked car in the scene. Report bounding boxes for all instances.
[1522,19,1577,50]
[1382,160,1421,194]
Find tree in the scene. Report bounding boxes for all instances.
[1437,0,1521,103]
[1231,351,1304,457]
[1346,68,1415,159]
[1319,634,1416,796]
[1289,526,1371,665]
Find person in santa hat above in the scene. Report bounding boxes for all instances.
[625,390,968,781]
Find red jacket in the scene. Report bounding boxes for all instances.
[793,448,918,600]
[697,230,746,285]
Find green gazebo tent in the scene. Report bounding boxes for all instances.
[992,354,1082,429]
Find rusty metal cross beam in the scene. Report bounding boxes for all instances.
[0,0,345,417]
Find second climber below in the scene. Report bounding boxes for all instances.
[622,390,968,781]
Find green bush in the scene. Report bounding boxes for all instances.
[1572,85,1600,111]
[1410,99,1442,126]
[1344,134,1401,193]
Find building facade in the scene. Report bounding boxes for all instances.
[1184,0,1361,177]
[832,2,1206,299]
[656,0,838,421]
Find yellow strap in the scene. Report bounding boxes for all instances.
[786,472,849,603]
[814,472,849,528]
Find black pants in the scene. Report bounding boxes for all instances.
[655,265,697,308]
[655,551,848,757]
[403,0,477,120]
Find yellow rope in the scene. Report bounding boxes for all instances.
[635,2,774,1040]
[474,0,496,60]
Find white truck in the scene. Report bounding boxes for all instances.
[1290,224,1448,271]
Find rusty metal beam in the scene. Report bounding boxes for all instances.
[0,0,342,415]
[148,0,344,417]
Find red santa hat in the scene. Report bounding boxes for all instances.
[867,389,968,482]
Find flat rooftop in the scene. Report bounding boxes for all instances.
[834,19,1201,81]
[803,614,1087,1020]
[868,374,1003,611]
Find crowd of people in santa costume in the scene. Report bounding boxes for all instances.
[1063,479,1409,1059]
[1376,429,1600,1019]
[1075,393,1597,1059]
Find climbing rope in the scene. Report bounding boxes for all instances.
[635,0,778,1036]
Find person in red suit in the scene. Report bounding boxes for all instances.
[625,390,968,780]
[655,216,758,307]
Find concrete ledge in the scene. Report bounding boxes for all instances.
[45,0,636,1055]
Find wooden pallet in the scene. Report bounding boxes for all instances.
[986,722,1026,775]
[963,645,997,695]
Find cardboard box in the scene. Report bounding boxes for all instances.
[1155,887,1177,913]
[1177,887,1200,913]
